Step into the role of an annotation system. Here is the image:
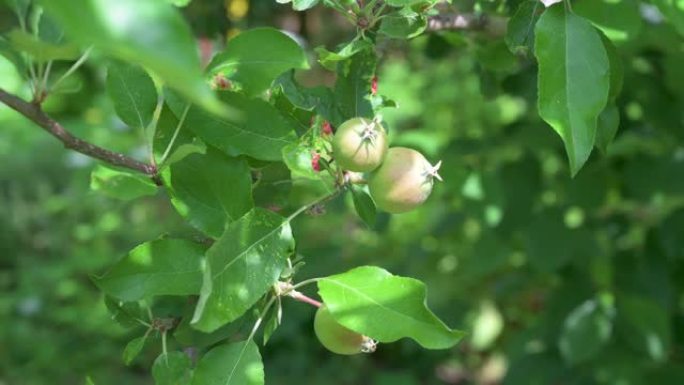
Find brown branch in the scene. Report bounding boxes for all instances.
[0,87,161,184]
[427,13,507,36]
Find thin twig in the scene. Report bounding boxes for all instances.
[0,87,160,183]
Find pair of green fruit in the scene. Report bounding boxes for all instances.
[331,117,442,213]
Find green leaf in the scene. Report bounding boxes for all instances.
[7,29,80,62]
[574,0,643,42]
[350,185,376,227]
[333,49,377,124]
[207,28,309,97]
[535,6,610,175]
[0,36,26,74]
[275,71,340,124]
[558,299,614,365]
[292,0,320,11]
[106,62,158,129]
[165,148,254,238]
[378,7,428,39]
[183,92,297,161]
[164,139,207,167]
[317,266,465,349]
[152,352,193,385]
[191,208,294,333]
[154,103,204,166]
[95,239,205,302]
[505,0,541,55]
[37,0,222,115]
[103,296,147,328]
[90,165,158,201]
[616,294,672,363]
[191,341,263,385]
[282,142,319,180]
[274,0,320,11]
[315,38,373,71]
[123,334,148,365]
[174,310,251,348]
[595,103,619,154]
[262,303,281,345]
[601,33,624,103]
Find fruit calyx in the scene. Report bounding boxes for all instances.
[361,336,378,353]
[358,116,383,145]
[424,160,443,182]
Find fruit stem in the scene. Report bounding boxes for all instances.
[289,291,323,308]
[276,281,323,308]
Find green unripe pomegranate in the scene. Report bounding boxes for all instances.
[369,147,442,214]
[332,117,388,173]
[314,306,376,355]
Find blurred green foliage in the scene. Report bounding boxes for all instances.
[2,0,684,384]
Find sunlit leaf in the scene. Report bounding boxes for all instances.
[318,266,465,349]
[95,238,205,301]
[535,6,610,175]
[192,341,263,385]
[191,209,294,333]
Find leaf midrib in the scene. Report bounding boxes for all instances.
[320,278,454,341]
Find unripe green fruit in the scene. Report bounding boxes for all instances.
[314,306,367,355]
[332,117,388,173]
[369,147,442,214]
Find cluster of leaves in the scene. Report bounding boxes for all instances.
[0,0,466,384]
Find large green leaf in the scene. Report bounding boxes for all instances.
[505,0,541,55]
[106,62,158,129]
[292,0,320,11]
[152,352,193,385]
[95,238,205,302]
[7,29,80,62]
[207,28,309,97]
[122,335,148,366]
[38,0,221,115]
[182,92,297,161]
[333,49,377,125]
[315,38,373,71]
[378,8,428,39]
[281,142,319,180]
[350,185,376,227]
[90,165,158,201]
[191,208,294,333]
[191,341,263,385]
[275,71,340,124]
[601,33,624,103]
[104,296,147,329]
[317,266,465,349]
[595,103,619,154]
[558,298,614,365]
[535,5,610,175]
[165,148,253,238]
